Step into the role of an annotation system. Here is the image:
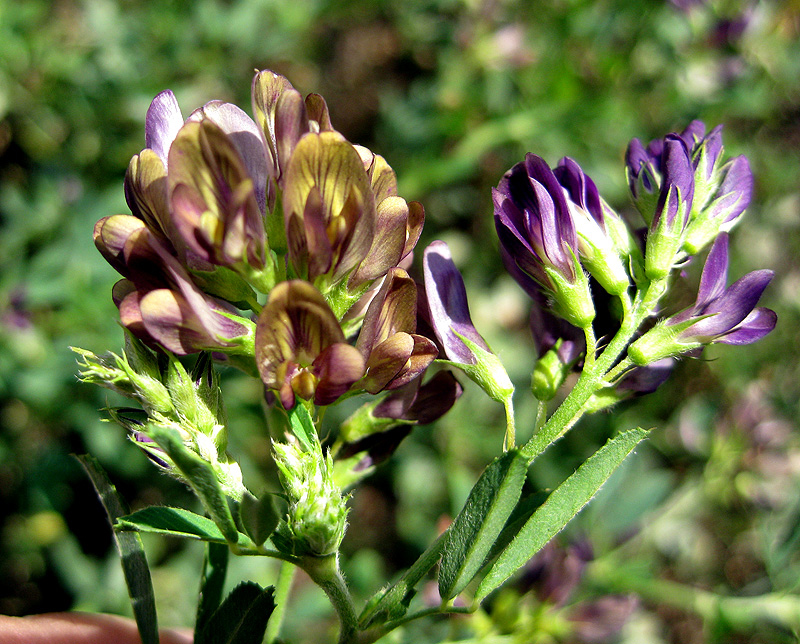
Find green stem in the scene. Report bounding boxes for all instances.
[265,561,296,643]
[503,396,516,450]
[589,558,800,632]
[300,555,359,644]
[521,277,666,464]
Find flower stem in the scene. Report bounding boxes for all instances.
[521,278,664,464]
[265,560,296,643]
[300,555,359,644]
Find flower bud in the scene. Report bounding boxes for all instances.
[644,136,695,280]
[273,437,348,557]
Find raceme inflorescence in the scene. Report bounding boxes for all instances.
[73,71,776,644]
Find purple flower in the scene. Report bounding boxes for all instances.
[644,135,695,280]
[629,233,776,364]
[494,154,579,288]
[422,241,514,405]
[671,233,776,344]
[494,154,594,327]
[553,157,632,295]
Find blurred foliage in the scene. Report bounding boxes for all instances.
[1,0,799,642]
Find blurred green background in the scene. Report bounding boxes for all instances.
[1,0,799,642]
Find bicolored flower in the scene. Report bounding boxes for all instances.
[168,118,267,271]
[282,132,376,288]
[494,154,594,327]
[355,268,438,394]
[629,233,776,364]
[349,146,425,287]
[423,241,513,405]
[93,215,252,356]
[251,70,333,186]
[254,280,365,409]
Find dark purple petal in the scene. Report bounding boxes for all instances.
[679,120,706,150]
[625,138,649,182]
[423,241,490,365]
[700,125,724,179]
[696,233,729,307]
[145,90,183,165]
[555,157,604,225]
[716,155,753,223]
[617,359,674,394]
[716,307,777,345]
[689,269,774,338]
[654,136,694,228]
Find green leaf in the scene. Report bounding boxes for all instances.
[148,424,240,544]
[476,427,650,601]
[195,582,276,644]
[77,455,159,644]
[116,506,253,547]
[239,491,280,547]
[439,449,528,601]
[196,542,229,634]
[287,403,316,451]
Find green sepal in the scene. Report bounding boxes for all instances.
[475,427,650,601]
[439,449,528,601]
[189,266,261,311]
[442,331,514,407]
[544,254,595,329]
[627,317,704,365]
[148,424,241,543]
[287,402,316,451]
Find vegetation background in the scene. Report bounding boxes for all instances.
[0,1,798,642]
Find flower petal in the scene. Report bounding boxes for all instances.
[188,100,269,213]
[422,241,490,365]
[313,343,365,405]
[145,90,184,166]
[696,233,729,307]
[716,307,777,345]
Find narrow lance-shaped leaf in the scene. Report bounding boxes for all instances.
[116,506,252,547]
[476,427,650,601]
[77,455,159,644]
[439,449,528,600]
[147,424,240,544]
